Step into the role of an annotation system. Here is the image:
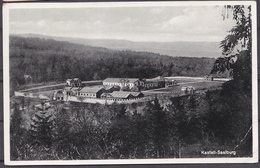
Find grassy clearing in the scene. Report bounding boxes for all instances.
[143,81,224,96]
[179,81,224,89]
[175,79,203,83]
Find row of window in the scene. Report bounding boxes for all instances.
[65,91,96,97]
[145,83,158,87]
[103,83,139,87]
[79,93,96,97]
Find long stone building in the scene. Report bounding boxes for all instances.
[103,78,144,89]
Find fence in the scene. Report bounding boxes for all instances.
[165,76,231,81]
[21,84,65,93]
[14,91,50,100]
[64,90,190,105]
[65,95,147,104]
[20,80,103,93]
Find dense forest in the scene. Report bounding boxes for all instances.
[10,91,252,160]
[9,36,228,93]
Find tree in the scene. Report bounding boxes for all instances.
[52,106,72,159]
[10,102,22,136]
[120,78,130,91]
[130,86,139,92]
[210,5,253,156]
[211,5,252,91]
[169,96,189,158]
[144,97,169,158]
[29,104,54,148]
[10,102,23,160]
[107,104,136,159]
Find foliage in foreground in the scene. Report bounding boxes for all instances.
[10,88,252,160]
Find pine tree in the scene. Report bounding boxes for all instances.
[210,5,253,156]
[106,104,133,159]
[52,106,72,159]
[169,96,190,158]
[145,97,168,158]
[10,102,23,160]
[29,103,54,148]
[211,5,252,92]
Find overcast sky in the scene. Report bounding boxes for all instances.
[9,6,237,42]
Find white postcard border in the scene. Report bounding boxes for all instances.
[3,1,258,165]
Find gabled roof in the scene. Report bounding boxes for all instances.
[151,76,165,81]
[145,80,158,83]
[145,76,165,82]
[66,78,81,82]
[79,87,104,93]
[104,85,114,89]
[111,91,142,97]
[100,92,113,97]
[103,78,139,83]
[87,85,105,89]
[110,91,132,98]
[90,85,121,91]
[100,93,107,97]
[101,91,143,98]
[104,85,120,90]
[129,92,143,97]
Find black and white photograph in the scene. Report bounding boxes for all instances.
[3,1,258,165]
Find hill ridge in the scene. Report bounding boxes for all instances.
[12,33,221,58]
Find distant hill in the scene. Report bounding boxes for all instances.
[14,33,222,58]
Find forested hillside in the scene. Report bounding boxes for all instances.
[10,36,228,92]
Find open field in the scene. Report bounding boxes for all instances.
[21,80,102,92]
[143,80,224,96]
[165,76,230,82]
[178,81,224,89]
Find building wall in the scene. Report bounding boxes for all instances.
[68,88,105,99]
[144,81,158,89]
[204,76,214,81]
[66,96,145,104]
[54,91,64,101]
[67,79,82,87]
[106,86,120,93]
[103,82,136,89]
[78,92,96,98]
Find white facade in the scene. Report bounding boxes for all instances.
[103,78,141,89]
